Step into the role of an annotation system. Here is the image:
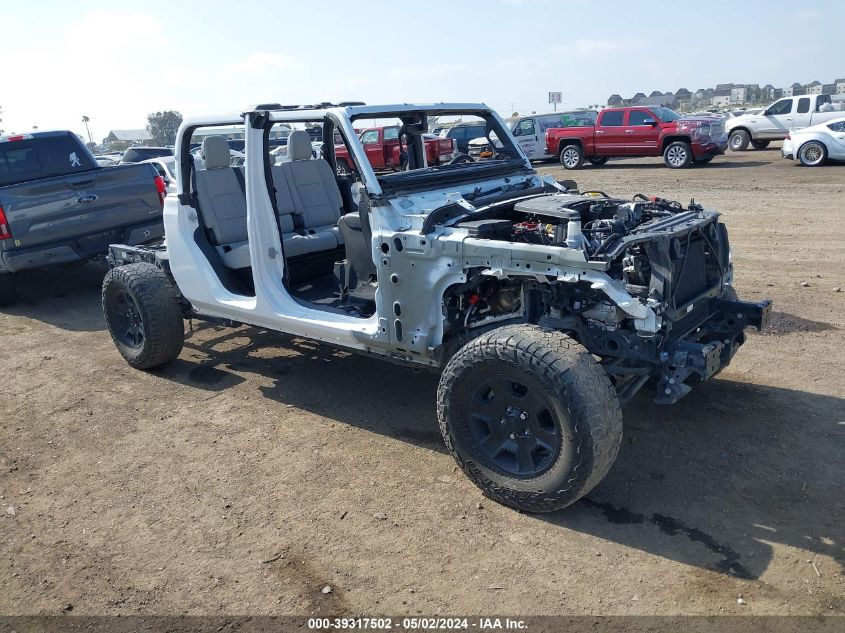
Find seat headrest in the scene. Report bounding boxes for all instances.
[202,135,231,170]
[287,130,313,161]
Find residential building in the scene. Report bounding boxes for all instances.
[730,86,746,104]
[105,129,153,145]
[711,89,731,108]
[837,79,845,95]
[806,80,823,95]
[607,94,623,107]
[634,94,676,108]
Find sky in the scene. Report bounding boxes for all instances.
[0,0,842,142]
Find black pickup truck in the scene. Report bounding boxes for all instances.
[0,131,166,305]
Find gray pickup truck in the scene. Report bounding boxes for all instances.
[0,131,166,305]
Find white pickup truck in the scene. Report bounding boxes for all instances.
[726,94,844,151]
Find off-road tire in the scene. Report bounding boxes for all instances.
[729,129,750,151]
[0,273,16,307]
[798,141,827,167]
[663,141,693,168]
[588,156,609,166]
[437,325,623,513]
[751,140,770,150]
[102,263,184,369]
[559,144,584,170]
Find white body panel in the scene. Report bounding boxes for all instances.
[727,95,845,140]
[782,116,845,162]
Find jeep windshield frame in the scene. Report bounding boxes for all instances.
[348,106,528,195]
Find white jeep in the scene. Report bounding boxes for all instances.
[101,102,770,512]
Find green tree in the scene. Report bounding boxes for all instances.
[146,110,183,146]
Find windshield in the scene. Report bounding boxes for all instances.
[341,109,526,192]
[652,107,681,122]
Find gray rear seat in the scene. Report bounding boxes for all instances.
[194,133,344,269]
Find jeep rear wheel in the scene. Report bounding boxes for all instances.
[0,274,16,307]
[102,263,185,369]
[664,141,692,168]
[729,130,750,151]
[437,325,623,512]
[751,140,770,150]
[559,145,584,170]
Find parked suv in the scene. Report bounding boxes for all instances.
[439,122,487,154]
[120,146,174,164]
[101,102,769,513]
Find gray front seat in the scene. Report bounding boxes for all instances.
[195,135,247,245]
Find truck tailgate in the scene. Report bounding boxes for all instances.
[0,163,161,250]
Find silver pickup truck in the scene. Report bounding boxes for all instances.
[0,131,166,305]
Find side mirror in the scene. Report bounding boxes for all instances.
[512,127,521,137]
[643,118,657,126]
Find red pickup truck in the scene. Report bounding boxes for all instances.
[335,126,456,173]
[545,107,728,169]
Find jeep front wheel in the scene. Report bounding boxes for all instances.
[559,145,584,170]
[102,263,185,369]
[437,325,623,512]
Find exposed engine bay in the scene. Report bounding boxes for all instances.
[440,191,771,404]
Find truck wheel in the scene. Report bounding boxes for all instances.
[559,145,584,170]
[0,274,16,307]
[750,140,770,150]
[663,141,692,168]
[588,156,609,166]
[729,130,750,151]
[102,263,184,369]
[437,324,623,513]
[798,141,827,167]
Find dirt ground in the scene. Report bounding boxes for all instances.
[1,146,843,617]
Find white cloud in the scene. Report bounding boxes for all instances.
[222,53,303,75]
[792,8,821,20]
[386,63,467,81]
[549,38,644,58]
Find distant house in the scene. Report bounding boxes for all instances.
[607,94,623,107]
[649,90,663,97]
[631,92,646,103]
[762,84,775,100]
[674,88,691,98]
[806,80,823,95]
[105,129,153,145]
[772,87,783,99]
[784,82,804,97]
[836,79,845,95]
[635,94,676,108]
[730,86,747,104]
[822,83,837,95]
[711,89,731,108]
[715,83,734,91]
